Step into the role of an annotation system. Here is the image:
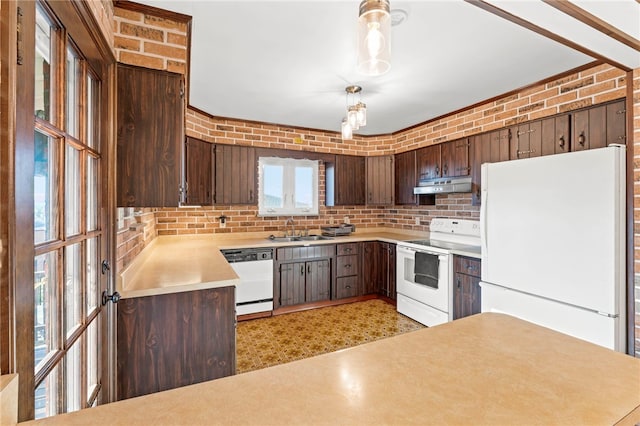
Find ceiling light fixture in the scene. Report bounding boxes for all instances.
[341,85,367,140]
[357,0,391,76]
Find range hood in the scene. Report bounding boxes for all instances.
[413,176,472,195]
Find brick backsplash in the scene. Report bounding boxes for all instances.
[116,209,156,271]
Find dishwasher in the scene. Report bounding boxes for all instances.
[221,248,274,315]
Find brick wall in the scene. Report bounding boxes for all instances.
[391,64,627,153]
[115,209,156,271]
[113,7,188,74]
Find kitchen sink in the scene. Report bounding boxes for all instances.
[267,235,333,243]
[298,235,333,241]
[267,236,301,242]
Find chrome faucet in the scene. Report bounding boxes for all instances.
[285,217,295,237]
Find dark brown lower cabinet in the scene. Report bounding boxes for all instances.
[453,256,481,320]
[335,243,361,299]
[278,259,331,306]
[362,242,396,299]
[117,286,236,400]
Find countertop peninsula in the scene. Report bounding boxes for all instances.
[23,313,640,425]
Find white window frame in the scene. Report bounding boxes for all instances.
[258,157,319,216]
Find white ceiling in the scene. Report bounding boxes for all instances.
[136,0,640,136]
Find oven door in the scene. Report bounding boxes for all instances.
[396,245,450,313]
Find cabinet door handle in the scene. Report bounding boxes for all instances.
[307,264,311,274]
[345,264,351,268]
[558,135,565,148]
[578,132,586,146]
[457,278,461,289]
[300,265,304,276]
[443,164,448,175]
[249,189,253,201]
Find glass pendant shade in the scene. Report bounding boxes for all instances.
[357,0,391,76]
[347,106,360,130]
[341,118,353,140]
[356,102,367,127]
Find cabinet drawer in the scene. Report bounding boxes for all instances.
[337,243,359,256]
[454,256,481,277]
[336,276,359,299]
[276,245,335,261]
[336,255,359,277]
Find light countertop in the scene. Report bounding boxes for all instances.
[22,313,640,425]
[117,228,432,298]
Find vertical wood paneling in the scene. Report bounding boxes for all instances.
[366,155,394,205]
[116,287,235,400]
[606,99,626,145]
[394,150,416,205]
[335,155,365,205]
[117,64,182,207]
[185,137,212,205]
[214,144,256,205]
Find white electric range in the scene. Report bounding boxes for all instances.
[396,218,480,327]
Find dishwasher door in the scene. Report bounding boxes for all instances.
[230,259,274,315]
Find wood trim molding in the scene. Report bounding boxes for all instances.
[114,1,192,23]
[464,0,631,72]
[542,0,640,52]
[0,0,17,377]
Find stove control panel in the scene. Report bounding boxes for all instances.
[430,218,480,238]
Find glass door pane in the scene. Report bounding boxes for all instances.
[34,251,58,372]
[65,339,82,412]
[86,74,100,150]
[35,4,53,122]
[86,237,98,314]
[34,365,59,420]
[64,244,82,338]
[65,46,80,138]
[86,155,98,232]
[34,130,59,244]
[65,144,81,237]
[86,318,99,403]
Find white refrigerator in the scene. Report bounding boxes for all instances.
[480,145,626,352]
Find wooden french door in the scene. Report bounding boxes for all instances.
[9,0,115,421]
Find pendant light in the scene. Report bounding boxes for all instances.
[341,85,366,140]
[357,0,391,76]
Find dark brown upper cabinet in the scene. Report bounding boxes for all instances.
[512,114,570,160]
[117,64,184,207]
[540,114,570,156]
[572,99,626,151]
[470,128,510,205]
[417,138,469,181]
[366,155,394,205]
[416,144,441,181]
[184,137,213,206]
[394,150,416,205]
[441,138,470,177]
[214,144,256,205]
[332,155,366,206]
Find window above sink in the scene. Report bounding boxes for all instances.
[258,157,319,217]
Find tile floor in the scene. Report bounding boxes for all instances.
[236,299,425,374]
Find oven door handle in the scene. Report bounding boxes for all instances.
[397,245,443,257]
